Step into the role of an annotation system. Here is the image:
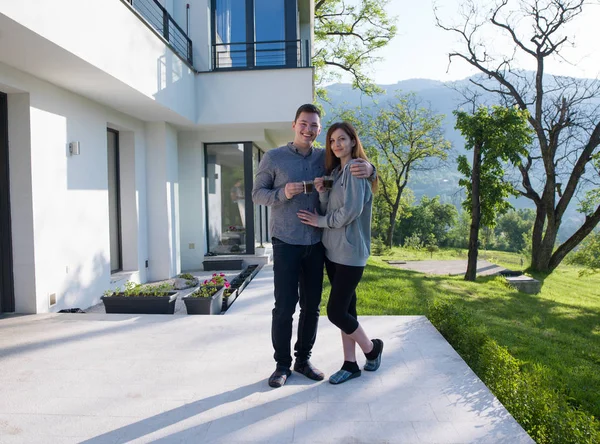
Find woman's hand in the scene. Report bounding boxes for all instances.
[314,177,325,193]
[297,209,319,227]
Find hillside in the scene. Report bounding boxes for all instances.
[319,76,591,241]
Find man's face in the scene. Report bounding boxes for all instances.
[292,112,321,148]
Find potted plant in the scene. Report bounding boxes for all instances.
[255,244,266,256]
[183,273,229,315]
[101,281,177,314]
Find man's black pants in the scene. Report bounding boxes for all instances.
[271,237,324,369]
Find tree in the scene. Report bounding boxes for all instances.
[495,209,536,253]
[436,0,600,273]
[455,106,533,281]
[314,0,397,98]
[339,93,452,247]
[396,195,458,247]
[566,230,600,275]
[446,210,471,249]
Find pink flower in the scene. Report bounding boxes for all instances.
[219,273,225,277]
[225,282,230,288]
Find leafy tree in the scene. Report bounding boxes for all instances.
[340,93,451,247]
[425,233,440,258]
[566,230,600,275]
[455,106,533,281]
[495,209,536,253]
[314,0,397,98]
[446,210,471,249]
[396,195,458,247]
[436,0,600,273]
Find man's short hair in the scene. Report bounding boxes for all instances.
[294,104,321,122]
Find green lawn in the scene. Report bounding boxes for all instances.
[321,247,600,421]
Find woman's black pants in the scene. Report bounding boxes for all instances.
[325,257,365,335]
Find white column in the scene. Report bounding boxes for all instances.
[7,93,36,313]
[185,0,212,71]
[145,122,180,281]
[178,132,206,271]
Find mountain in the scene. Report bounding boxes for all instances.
[320,76,589,241]
[319,77,477,208]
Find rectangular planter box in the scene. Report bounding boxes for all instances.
[101,292,177,314]
[183,287,224,315]
[222,288,239,311]
[237,265,260,294]
[202,259,244,270]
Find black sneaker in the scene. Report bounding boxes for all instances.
[293,360,325,381]
[268,367,291,388]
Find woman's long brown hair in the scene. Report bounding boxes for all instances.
[325,121,378,192]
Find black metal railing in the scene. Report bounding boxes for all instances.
[213,40,310,70]
[128,0,193,65]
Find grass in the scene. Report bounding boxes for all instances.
[321,247,600,421]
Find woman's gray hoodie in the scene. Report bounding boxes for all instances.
[317,159,373,267]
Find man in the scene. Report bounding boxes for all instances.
[252,104,374,388]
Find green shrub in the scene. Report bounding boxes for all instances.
[179,272,196,280]
[403,232,423,249]
[371,236,390,256]
[428,301,600,443]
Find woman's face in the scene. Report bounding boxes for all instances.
[329,128,355,162]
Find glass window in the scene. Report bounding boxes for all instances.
[254,0,285,66]
[215,0,247,67]
[206,143,246,254]
[213,0,296,68]
[253,146,269,249]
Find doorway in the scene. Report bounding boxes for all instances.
[107,129,123,273]
[0,92,15,313]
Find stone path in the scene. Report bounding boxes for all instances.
[0,264,533,443]
[387,260,508,276]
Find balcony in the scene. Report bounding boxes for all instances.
[213,40,311,70]
[127,0,193,66]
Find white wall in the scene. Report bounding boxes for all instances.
[0,0,196,122]
[184,0,213,71]
[1,62,151,313]
[196,68,314,126]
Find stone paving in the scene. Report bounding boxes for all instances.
[0,265,533,443]
[387,260,508,276]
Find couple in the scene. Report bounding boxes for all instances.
[252,104,383,387]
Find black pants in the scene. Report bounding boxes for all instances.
[272,237,325,368]
[325,257,364,335]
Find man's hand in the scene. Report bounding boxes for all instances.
[284,182,304,200]
[349,158,374,179]
[297,209,319,227]
[314,177,326,193]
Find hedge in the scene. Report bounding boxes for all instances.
[428,301,600,444]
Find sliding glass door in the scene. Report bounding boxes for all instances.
[205,142,268,255]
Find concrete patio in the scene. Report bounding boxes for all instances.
[0,265,533,443]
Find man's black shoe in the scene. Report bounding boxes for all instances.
[293,360,325,381]
[268,367,291,388]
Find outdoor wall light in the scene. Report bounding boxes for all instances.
[69,141,80,156]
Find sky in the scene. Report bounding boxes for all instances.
[367,0,600,85]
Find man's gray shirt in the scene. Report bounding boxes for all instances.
[252,143,325,245]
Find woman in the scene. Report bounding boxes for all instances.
[297,121,383,384]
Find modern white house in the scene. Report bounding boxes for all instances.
[0,0,314,314]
